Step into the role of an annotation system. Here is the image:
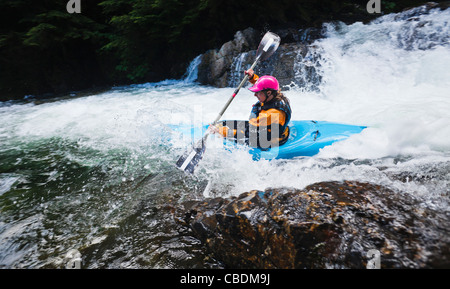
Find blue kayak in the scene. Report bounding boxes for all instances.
[172,120,366,160]
[247,120,366,160]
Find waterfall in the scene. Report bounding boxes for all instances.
[292,45,325,92]
[185,3,449,94]
[227,52,250,87]
[183,54,202,83]
[1,4,449,269]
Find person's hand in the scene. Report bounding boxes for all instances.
[208,124,220,134]
[244,69,254,78]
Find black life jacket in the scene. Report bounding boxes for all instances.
[249,97,292,148]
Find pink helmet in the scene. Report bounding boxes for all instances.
[249,75,279,92]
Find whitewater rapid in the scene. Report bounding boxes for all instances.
[175,7,450,200]
[0,5,449,268]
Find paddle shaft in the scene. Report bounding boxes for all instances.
[212,55,261,124]
[176,32,280,173]
[192,56,260,148]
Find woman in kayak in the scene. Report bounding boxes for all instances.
[209,69,292,149]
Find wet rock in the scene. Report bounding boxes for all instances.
[179,181,449,269]
[197,27,260,87]
[196,27,324,91]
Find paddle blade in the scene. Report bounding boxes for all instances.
[176,139,207,174]
[257,32,281,61]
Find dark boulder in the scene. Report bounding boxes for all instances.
[196,27,322,90]
[197,27,260,87]
[178,181,449,269]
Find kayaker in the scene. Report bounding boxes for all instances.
[209,69,291,149]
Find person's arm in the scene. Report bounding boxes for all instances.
[208,123,236,138]
[245,69,259,84]
[248,109,287,148]
[249,109,287,128]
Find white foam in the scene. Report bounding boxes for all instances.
[0,7,449,202]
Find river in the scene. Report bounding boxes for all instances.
[0,5,449,268]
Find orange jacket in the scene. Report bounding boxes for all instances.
[217,74,291,148]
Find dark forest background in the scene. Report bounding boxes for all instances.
[0,0,435,100]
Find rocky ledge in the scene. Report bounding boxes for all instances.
[194,3,450,91]
[175,181,449,269]
[196,27,320,90]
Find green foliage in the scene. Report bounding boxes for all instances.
[99,0,213,82]
[23,11,105,47]
[0,0,432,100]
[0,0,110,100]
[383,1,397,13]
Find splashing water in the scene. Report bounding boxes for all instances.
[0,6,449,268]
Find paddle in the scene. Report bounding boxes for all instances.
[176,31,281,174]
